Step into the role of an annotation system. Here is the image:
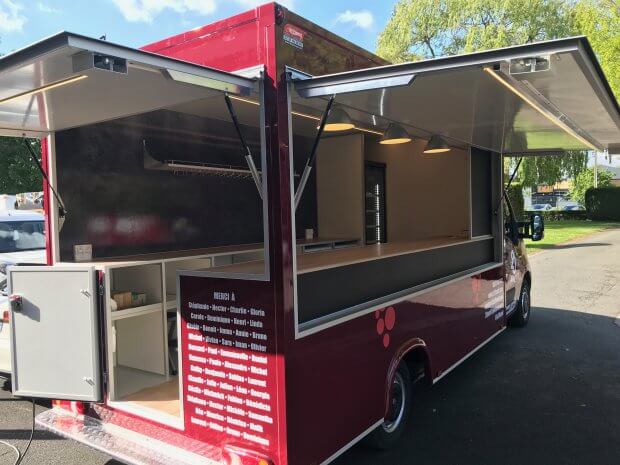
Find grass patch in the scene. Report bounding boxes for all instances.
[525,220,620,254]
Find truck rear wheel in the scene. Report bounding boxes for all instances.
[366,362,412,450]
[508,281,531,327]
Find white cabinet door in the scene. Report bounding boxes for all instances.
[8,266,101,401]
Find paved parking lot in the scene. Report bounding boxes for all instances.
[1,229,619,465]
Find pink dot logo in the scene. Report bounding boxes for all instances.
[375,306,396,348]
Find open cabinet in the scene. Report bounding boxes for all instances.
[104,261,176,425]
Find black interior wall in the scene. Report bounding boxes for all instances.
[55,110,270,260]
[471,147,493,237]
[55,109,319,260]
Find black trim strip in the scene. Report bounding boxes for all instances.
[297,239,495,323]
[298,261,501,334]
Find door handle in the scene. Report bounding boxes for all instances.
[9,294,23,313]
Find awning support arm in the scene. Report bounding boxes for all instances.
[294,95,335,210]
[495,156,523,216]
[22,138,67,219]
[224,94,263,199]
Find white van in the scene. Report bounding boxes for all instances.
[0,210,46,374]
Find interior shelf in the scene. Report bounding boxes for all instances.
[166,297,177,311]
[110,303,163,321]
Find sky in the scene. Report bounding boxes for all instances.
[0,0,394,55]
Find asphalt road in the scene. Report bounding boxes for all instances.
[1,229,619,465]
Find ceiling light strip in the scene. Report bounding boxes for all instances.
[483,67,598,151]
[0,75,88,105]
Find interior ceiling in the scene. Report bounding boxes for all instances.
[293,48,620,154]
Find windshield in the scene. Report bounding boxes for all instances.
[0,220,45,253]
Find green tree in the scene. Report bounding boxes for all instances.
[570,167,614,205]
[573,0,620,97]
[377,0,618,187]
[518,151,588,188]
[0,138,42,194]
[377,0,574,62]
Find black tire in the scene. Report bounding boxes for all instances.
[508,281,531,328]
[366,362,412,450]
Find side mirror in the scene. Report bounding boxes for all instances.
[530,213,544,242]
[517,214,544,242]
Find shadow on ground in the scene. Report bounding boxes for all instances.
[334,307,620,465]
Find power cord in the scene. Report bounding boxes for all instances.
[0,398,36,465]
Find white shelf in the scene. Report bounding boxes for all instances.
[110,303,163,321]
[166,297,177,311]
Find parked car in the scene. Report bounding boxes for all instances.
[0,210,46,374]
[530,203,553,211]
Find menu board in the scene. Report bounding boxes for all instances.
[179,276,279,454]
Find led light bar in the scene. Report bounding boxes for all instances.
[483,66,599,151]
[0,75,88,105]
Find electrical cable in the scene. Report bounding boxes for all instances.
[0,438,20,464]
[16,398,36,465]
[0,398,36,465]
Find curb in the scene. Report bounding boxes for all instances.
[528,227,620,258]
[615,313,620,328]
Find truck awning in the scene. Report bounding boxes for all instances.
[292,37,620,155]
[0,32,258,137]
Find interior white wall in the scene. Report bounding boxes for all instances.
[365,139,470,242]
[315,134,364,241]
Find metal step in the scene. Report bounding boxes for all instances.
[36,408,222,465]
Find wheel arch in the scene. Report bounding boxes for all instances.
[383,338,431,417]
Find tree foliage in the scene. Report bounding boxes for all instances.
[570,167,614,205]
[518,151,588,188]
[377,0,619,187]
[0,138,42,194]
[573,0,620,97]
[377,0,575,62]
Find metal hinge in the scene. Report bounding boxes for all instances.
[98,284,105,296]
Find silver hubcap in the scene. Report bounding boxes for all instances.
[522,287,530,319]
[382,372,406,433]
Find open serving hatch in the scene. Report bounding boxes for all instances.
[291,36,620,155]
[0,31,259,138]
[2,32,264,404]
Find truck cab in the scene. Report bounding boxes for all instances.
[503,194,545,327]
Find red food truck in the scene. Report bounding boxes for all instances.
[3,3,620,465]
